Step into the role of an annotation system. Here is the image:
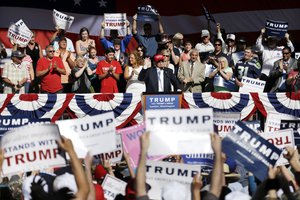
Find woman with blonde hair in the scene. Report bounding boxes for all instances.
[124,51,146,94]
[209,56,233,92]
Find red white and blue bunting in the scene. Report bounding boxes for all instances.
[0,93,299,127]
[182,93,256,120]
[67,93,143,128]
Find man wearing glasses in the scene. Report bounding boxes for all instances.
[269,47,297,92]
[36,45,66,93]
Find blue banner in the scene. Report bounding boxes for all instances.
[182,153,214,174]
[280,120,300,145]
[0,116,50,136]
[137,5,159,22]
[145,94,180,110]
[222,121,282,181]
[265,19,288,38]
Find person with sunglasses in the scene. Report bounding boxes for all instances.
[269,47,297,92]
[36,45,66,93]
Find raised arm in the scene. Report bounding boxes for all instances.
[136,132,150,197]
[157,15,164,34]
[57,136,89,200]
[84,153,96,200]
[132,14,138,35]
[209,133,223,198]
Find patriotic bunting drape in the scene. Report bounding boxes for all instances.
[0,93,299,128]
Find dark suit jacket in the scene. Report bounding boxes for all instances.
[138,67,182,93]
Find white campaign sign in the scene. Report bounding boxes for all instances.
[102,174,127,200]
[7,19,33,47]
[264,112,297,133]
[53,9,74,30]
[261,129,295,166]
[213,112,240,137]
[1,124,66,176]
[56,112,116,158]
[239,77,266,93]
[104,13,127,30]
[146,108,214,156]
[93,134,123,164]
[146,160,201,200]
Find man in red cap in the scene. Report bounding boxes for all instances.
[138,54,181,93]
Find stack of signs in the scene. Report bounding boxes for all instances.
[118,122,164,168]
[0,116,50,136]
[280,120,300,145]
[145,108,214,156]
[213,112,240,138]
[53,9,74,30]
[239,77,266,93]
[222,121,282,181]
[265,112,297,134]
[261,129,295,166]
[8,19,33,47]
[265,19,288,38]
[93,134,123,164]
[104,13,126,30]
[146,160,201,200]
[56,112,116,158]
[1,124,66,176]
[102,174,127,200]
[136,5,159,22]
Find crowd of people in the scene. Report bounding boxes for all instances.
[0,11,300,200]
[1,14,299,94]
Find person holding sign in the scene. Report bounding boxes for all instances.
[256,27,294,92]
[50,26,75,53]
[75,27,95,57]
[178,49,205,92]
[132,13,165,58]
[100,19,132,54]
[96,48,122,93]
[2,50,27,93]
[234,47,261,88]
[138,54,181,93]
[36,45,66,93]
[269,47,297,92]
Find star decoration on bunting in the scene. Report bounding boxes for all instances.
[98,0,107,8]
[74,0,81,6]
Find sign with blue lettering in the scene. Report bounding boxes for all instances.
[137,5,159,22]
[265,19,288,38]
[146,108,214,156]
[145,94,181,110]
[182,153,214,173]
[222,121,282,181]
[0,116,50,136]
[56,112,116,158]
[280,120,300,145]
[146,160,201,200]
[239,76,266,93]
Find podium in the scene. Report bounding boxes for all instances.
[142,92,182,111]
